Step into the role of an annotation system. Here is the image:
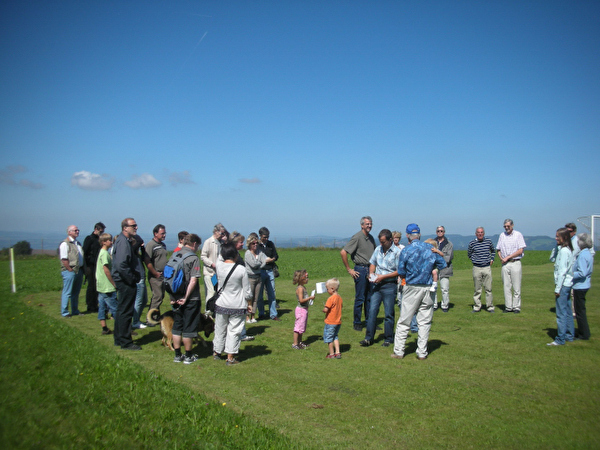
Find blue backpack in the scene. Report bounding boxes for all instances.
[163,250,196,296]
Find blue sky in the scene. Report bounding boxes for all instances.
[1,1,599,243]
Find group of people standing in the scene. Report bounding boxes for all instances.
[59,219,279,363]
[59,216,594,362]
[550,223,594,346]
[340,217,448,360]
[466,219,527,314]
[339,216,594,360]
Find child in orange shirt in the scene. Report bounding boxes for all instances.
[323,278,343,359]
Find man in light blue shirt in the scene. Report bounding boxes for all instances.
[360,229,401,347]
[392,224,446,360]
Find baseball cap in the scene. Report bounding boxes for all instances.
[406,223,420,234]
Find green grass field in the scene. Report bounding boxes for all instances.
[1,250,599,449]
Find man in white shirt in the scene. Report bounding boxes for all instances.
[496,219,527,313]
[59,225,84,317]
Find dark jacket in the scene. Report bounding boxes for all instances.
[83,232,101,269]
[111,233,140,286]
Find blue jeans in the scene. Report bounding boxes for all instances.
[98,292,117,320]
[61,269,83,316]
[353,265,371,326]
[133,278,148,327]
[555,285,575,345]
[258,269,277,318]
[365,282,396,342]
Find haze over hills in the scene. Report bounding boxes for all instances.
[1,231,558,252]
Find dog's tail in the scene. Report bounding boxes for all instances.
[147,308,162,326]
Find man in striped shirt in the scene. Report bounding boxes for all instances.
[467,227,495,313]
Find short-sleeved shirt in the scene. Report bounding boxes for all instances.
[496,230,526,260]
[96,248,115,294]
[369,244,401,275]
[343,230,376,266]
[397,240,447,286]
[324,293,343,325]
[171,248,201,302]
[146,238,168,275]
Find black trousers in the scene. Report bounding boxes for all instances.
[85,266,98,312]
[114,282,137,348]
[573,288,591,339]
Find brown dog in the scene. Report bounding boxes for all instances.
[147,308,215,351]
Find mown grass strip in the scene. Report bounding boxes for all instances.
[0,289,306,449]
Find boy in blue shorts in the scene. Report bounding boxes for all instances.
[323,278,343,359]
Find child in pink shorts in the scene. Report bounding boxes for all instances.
[292,269,315,349]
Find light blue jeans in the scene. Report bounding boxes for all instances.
[554,285,575,345]
[98,292,117,320]
[258,269,277,318]
[133,278,148,327]
[61,269,83,316]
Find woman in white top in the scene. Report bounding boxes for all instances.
[213,242,252,365]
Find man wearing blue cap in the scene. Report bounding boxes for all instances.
[392,223,446,360]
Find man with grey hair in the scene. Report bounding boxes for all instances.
[496,219,526,313]
[59,225,84,317]
[392,224,446,360]
[201,223,226,307]
[434,226,454,312]
[341,216,376,331]
[468,227,495,312]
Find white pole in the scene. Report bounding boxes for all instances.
[10,247,16,293]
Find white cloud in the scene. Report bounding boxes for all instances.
[239,177,261,184]
[0,165,44,189]
[71,171,114,190]
[168,170,195,186]
[125,173,161,189]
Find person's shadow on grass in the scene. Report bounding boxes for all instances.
[238,344,272,360]
[403,338,448,357]
[544,327,558,341]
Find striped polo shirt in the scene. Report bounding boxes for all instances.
[468,238,495,267]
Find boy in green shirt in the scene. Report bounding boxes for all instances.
[96,233,118,335]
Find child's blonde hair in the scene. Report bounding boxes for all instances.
[424,238,438,249]
[99,233,112,244]
[292,269,307,285]
[326,278,340,291]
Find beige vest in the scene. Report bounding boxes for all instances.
[61,238,81,272]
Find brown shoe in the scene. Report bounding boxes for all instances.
[131,331,138,336]
[271,316,281,321]
[101,329,113,335]
[391,353,403,359]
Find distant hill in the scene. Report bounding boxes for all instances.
[0,231,557,251]
[271,233,557,251]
